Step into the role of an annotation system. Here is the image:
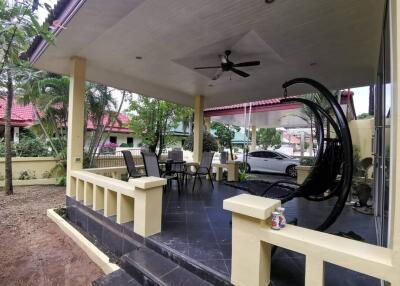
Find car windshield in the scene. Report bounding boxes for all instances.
[273,151,294,159]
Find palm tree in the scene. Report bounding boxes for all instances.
[0,1,54,195]
[19,71,69,156]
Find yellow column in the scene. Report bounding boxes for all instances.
[390,2,400,280]
[66,57,86,197]
[193,96,204,163]
[251,126,257,151]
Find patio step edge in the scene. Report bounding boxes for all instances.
[120,247,213,286]
[92,269,142,286]
[145,238,231,286]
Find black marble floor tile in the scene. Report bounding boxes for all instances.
[188,243,224,260]
[148,178,379,286]
[124,247,178,278]
[161,266,213,286]
[102,225,123,257]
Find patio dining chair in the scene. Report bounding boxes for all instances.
[141,151,181,194]
[168,150,185,179]
[122,150,142,179]
[184,152,214,192]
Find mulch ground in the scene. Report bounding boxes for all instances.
[0,185,103,286]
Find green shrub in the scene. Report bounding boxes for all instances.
[183,131,218,152]
[238,169,254,182]
[42,171,52,179]
[56,176,66,186]
[0,135,49,157]
[299,156,316,166]
[18,170,36,180]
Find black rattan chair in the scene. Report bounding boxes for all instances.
[141,151,181,194]
[184,152,214,192]
[122,150,141,179]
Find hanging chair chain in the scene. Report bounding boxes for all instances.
[283,87,288,98]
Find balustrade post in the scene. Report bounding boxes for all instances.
[224,194,281,286]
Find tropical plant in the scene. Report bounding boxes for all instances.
[238,169,254,182]
[0,134,48,157]
[19,72,69,155]
[210,122,240,160]
[299,156,316,166]
[256,128,281,149]
[0,0,54,195]
[129,96,193,157]
[357,113,373,120]
[183,131,218,152]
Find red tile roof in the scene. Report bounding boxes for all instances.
[0,98,36,126]
[86,113,131,133]
[0,98,131,133]
[204,98,284,112]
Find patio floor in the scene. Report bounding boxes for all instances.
[149,178,379,286]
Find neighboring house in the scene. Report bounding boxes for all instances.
[0,98,136,147]
[0,98,36,143]
[85,113,135,148]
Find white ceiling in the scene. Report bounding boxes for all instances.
[33,0,385,108]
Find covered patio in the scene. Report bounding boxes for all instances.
[27,0,400,285]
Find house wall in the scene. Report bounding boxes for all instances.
[84,132,137,148]
[349,118,374,159]
[0,157,58,180]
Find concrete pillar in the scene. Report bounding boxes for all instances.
[300,132,305,156]
[193,96,204,163]
[13,126,19,143]
[204,116,211,132]
[250,126,257,151]
[66,57,86,197]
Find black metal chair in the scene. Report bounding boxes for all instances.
[168,150,185,179]
[122,150,142,179]
[141,151,181,194]
[184,152,215,192]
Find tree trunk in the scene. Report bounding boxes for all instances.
[229,141,234,161]
[4,69,14,195]
[33,105,59,156]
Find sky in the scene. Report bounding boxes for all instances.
[37,0,57,24]
[351,86,370,115]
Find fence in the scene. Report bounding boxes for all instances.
[69,169,166,237]
[93,148,142,168]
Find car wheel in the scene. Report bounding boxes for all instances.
[286,165,297,178]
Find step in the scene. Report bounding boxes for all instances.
[121,247,213,286]
[92,269,142,286]
[145,238,231,286]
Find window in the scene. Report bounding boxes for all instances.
[249,151,263,158]
[127,137,133,146]
[109,136,117,144]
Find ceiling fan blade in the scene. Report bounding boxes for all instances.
[212,69,224,80]
[194,66,220,70]
[219,54,228,64]
[233,61,260,67]
[231,67,250,78]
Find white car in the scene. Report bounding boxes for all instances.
[236,150,300,177]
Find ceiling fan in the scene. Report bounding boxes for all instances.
[194,50,260,80]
